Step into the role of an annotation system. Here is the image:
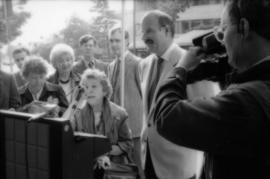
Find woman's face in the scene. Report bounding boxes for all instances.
[83,78,106,107]
[25,72,46,91]
[56,53,73,73]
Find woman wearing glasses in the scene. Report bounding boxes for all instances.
[48,43,81,104]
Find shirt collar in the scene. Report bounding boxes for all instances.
[116,50,129,62]
[161,43,176,61]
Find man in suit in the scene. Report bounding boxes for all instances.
[12,46,30,88]
[0,69,21,109]
[140,10,204,179]
[107,26,144,179]
[73,34,108,75]
[154,1,270,179]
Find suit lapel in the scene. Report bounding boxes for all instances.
[144,56,157,115]
[148,45,186,120]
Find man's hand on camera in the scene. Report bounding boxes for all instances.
[177,47,205,71]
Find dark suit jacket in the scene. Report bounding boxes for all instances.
[71,101,133,163]
[73,58,108,75]
[154,59,270,179]
[19,82,69,116]
[14,71,27,89]
[0,70,21,109]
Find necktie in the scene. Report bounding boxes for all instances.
[147,57,164,111]
[110,59,121,105]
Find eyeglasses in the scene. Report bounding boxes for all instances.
[213,25,227,43]
[214,23,237,43]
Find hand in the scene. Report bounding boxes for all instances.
[47,96,59,104]
[109,145,123,156]
[46,105,60,117]
[96,155,111,169]
[177,47,206,71]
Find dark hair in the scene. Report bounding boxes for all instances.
[79,34,97,46]
[109,26,129,40]
[22,56,49,78]
[12,47,30,57]
[227,0,270,40]
[80,68,112,99]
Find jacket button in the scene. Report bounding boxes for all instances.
[148,123,151,127]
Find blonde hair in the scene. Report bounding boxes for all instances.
[80,69,112,99]
[49,43,75,68]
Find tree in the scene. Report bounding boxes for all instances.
[140,0,190,22]
[0,0,30,44]
[156,0,190,21]
[32,0,119,62]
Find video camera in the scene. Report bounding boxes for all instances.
[187,31,232,88]
[192,31,226,56]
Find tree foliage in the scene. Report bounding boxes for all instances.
[32,0,119,62]
[0,0,31,45]
[143,0,190,21]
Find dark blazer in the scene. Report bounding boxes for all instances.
[108,51,143,138]
[154,59,270,179]
[19,82,69,116]
[0,70,21,109]
[73,58,108,75]
[71,101,133,163]
[14,71,27,89]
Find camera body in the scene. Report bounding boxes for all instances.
[187,31,232,88]
[192,31,226,55]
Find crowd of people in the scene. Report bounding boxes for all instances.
[1,0,270,179]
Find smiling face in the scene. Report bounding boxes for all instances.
[55,52,73,73]
[142,14,171,56]
[83,78,105,107]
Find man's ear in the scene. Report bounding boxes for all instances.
[239,18,250,39]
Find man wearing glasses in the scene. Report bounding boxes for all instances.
[154,0,270,179]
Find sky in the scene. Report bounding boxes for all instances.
[2,0,135,73]
[13,0,134,45]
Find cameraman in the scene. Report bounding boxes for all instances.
[153,1,270,179]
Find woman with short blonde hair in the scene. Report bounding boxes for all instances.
[48,43,80,103]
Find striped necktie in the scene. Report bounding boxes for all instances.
[110,59,121,105]
[147,57,164,111]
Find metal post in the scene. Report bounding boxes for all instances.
[120,0,125,107]
[2,0,13,73]
[133,0,136,54]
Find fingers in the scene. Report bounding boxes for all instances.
[177,46,206,70]
[96,156,111,169]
